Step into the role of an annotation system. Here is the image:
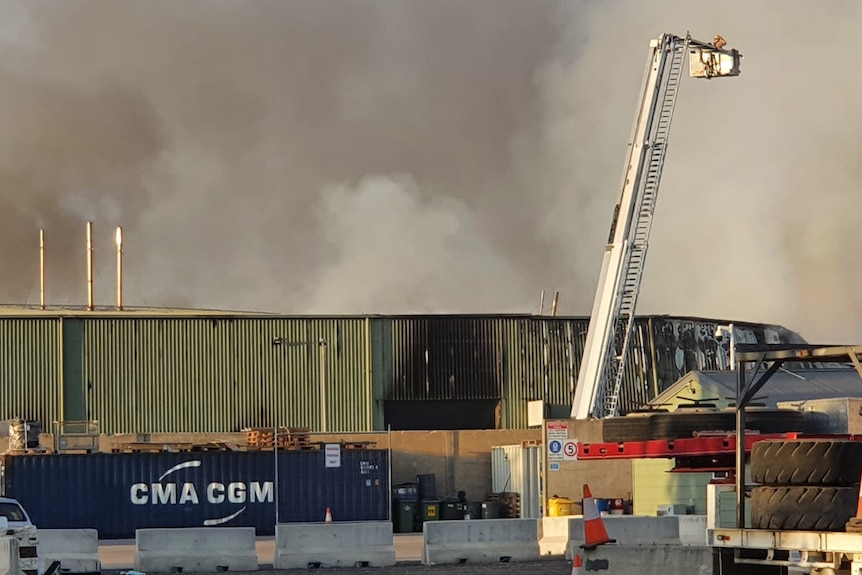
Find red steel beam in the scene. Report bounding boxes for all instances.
[577,433,862,460]
[576,432,800,460]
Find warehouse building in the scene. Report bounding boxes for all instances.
[0,307,811,434]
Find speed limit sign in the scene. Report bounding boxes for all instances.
[562,440,578,460]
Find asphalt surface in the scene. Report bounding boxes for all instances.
[104,562,572,575]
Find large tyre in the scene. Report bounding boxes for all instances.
[650,412,734,439]
[602,415,655,443]
[751,486,858,531]
[751,439,862,486]
[744,410,806,434]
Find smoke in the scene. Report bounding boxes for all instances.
[0,1,860,343]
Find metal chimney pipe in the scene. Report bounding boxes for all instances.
[39,229,46,310]
[86,221,94,311]
[538,289,546,315]
[551,290,560,317]
[115,226,124,311]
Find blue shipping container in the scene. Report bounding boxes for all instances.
[2,449,389,539]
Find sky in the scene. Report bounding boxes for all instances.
[0,0,860,344]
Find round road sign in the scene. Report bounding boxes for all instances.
[549,440,563,453]
[563,440,578,458]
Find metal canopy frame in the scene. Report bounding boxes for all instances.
[733,344,862,528]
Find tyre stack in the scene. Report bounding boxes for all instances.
[602,407,806,442]
[750,439,862,531]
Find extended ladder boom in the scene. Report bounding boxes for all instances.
[571,33,742,420]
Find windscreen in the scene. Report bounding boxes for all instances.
[0,502,26,522]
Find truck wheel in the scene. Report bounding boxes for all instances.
[751,439,862,486]
[751,486,858,531]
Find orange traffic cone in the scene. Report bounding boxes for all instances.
[324,507,333,523]
[571,554,584,575]
[847,476,862,532]
[580,484,616,549]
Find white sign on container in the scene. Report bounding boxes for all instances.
[324,443,341,468]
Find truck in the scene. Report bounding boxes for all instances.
[708,343,862,575]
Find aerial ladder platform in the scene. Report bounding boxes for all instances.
[570,33,742,420]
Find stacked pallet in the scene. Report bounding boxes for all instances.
[244,427,313,451]
[485,491,521,518]
[109,441,241,453]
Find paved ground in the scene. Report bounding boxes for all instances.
[104,560,571,575]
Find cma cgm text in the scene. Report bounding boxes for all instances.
[130,482,274,505]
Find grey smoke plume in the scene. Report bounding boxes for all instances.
[0,1,859,344]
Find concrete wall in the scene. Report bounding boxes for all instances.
[28,424,638,511]
[26,429,543,503]
[543,420,633,511]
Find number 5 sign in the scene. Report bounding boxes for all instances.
[562,440,579,460]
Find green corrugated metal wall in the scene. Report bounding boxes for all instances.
[0,318,61,426]
[82,317,373,433]
[0,313,791,433]
[500,318,586,429]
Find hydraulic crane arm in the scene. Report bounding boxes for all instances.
[570,33,742,420]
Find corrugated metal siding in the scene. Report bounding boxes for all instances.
[499,318,584,429]
[387,317,502,400]
[491,444,541,518]
[84,318,371,433]
[617,319,656,414]
[2,449,389,539]
[0,319,60,425]
[498,317,652,428]
[646,317,810,397]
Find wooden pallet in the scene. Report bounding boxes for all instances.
[245,427,312,450]
[485,492,521,518]
[111,442,195,453]
[252,444,321,452]
[192,441,241,452]
[5,448,50,456]
[343,441,378,450]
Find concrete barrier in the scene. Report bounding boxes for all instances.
[135,527,258,573]
[678,516,708,545]
[539,517,570,556]
[274,522,396,569]
[38,529,100,573]
[565,515,708,559]
[0,537,18,575]
[579,545,713,575]
[423,519,540,565]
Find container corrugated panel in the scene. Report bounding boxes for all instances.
[387,316,503,400]
[2,448,389,539]
[83,317,372,433]
[490,444,541,518]
[0,318,60,425]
